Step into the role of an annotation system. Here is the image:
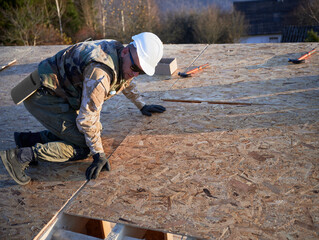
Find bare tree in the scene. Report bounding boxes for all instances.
[193,6,246,44]
[72,0,103,41]
[294,0,319,25]
[103,0,160,42]
[100,0,106,37]
[54,0,65,38]
[226,10,247,43]
[193,6,224,43]
[79,0,97,31]
[1,0,68,46]
[1,1,46,45]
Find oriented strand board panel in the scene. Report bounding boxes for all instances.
[0,44,203,239]
[0,44,172,239]
[66,43,319,239]
[100,44,206,152]
[0,46,91,240]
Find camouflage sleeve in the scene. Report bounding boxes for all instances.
[76,63,111,155]
[122,80,145,110]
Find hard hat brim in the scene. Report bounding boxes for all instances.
[133,40,155,76]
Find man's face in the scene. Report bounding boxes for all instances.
[121,46,144,80]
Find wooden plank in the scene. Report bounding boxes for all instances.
[161,98,267,105]
[101,220,112,238]
[85,218,107,239]
[0,59,16,71]
[0,46,91,240]
[65,43,319,239]
[165,233,174,240]
[1,43,319,239]
[0,45,188,239]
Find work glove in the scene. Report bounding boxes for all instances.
[86,152,111,180]
[140,104,166,116]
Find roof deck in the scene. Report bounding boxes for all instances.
[0,42,318,239]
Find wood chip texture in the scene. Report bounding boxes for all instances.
[1,43,319,239]
[66,43,319,239]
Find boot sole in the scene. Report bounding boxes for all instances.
[0,151,31,185]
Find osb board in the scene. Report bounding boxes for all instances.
[100,44,207,152]
[0,46,90,240]
[66,43,319,239]
[0,44,176,239]
[68,123,319,239]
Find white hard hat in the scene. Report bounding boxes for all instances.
[131,32,163,76]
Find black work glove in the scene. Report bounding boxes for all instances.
[140,104,166,116]
[86,152,111,180]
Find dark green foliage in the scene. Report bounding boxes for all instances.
[0,0,24,43]
[62,0,82,38]
[305,29,319,42]
[160,10,197,44]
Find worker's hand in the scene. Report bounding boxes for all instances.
[86,152,110,180]
[140,105,166,116]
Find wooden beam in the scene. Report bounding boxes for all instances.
[86,218,110,239]
[161,98,264,106]
[0,59,16,71]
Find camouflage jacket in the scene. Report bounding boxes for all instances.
[38,40,145,154]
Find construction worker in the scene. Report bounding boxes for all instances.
[0,32,165,185]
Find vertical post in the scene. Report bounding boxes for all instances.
[121,10,125,32]
[147,0,151,30]
[100,0,106,38]
[55,0,63,39]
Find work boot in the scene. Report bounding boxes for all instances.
[14,131,43,148]
[0,148,34,185]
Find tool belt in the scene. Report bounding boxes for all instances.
[11,69,42,105]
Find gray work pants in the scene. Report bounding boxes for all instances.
[23,88,88,162]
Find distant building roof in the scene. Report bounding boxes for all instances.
[282,26,319,42]
[234,0,301,36]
